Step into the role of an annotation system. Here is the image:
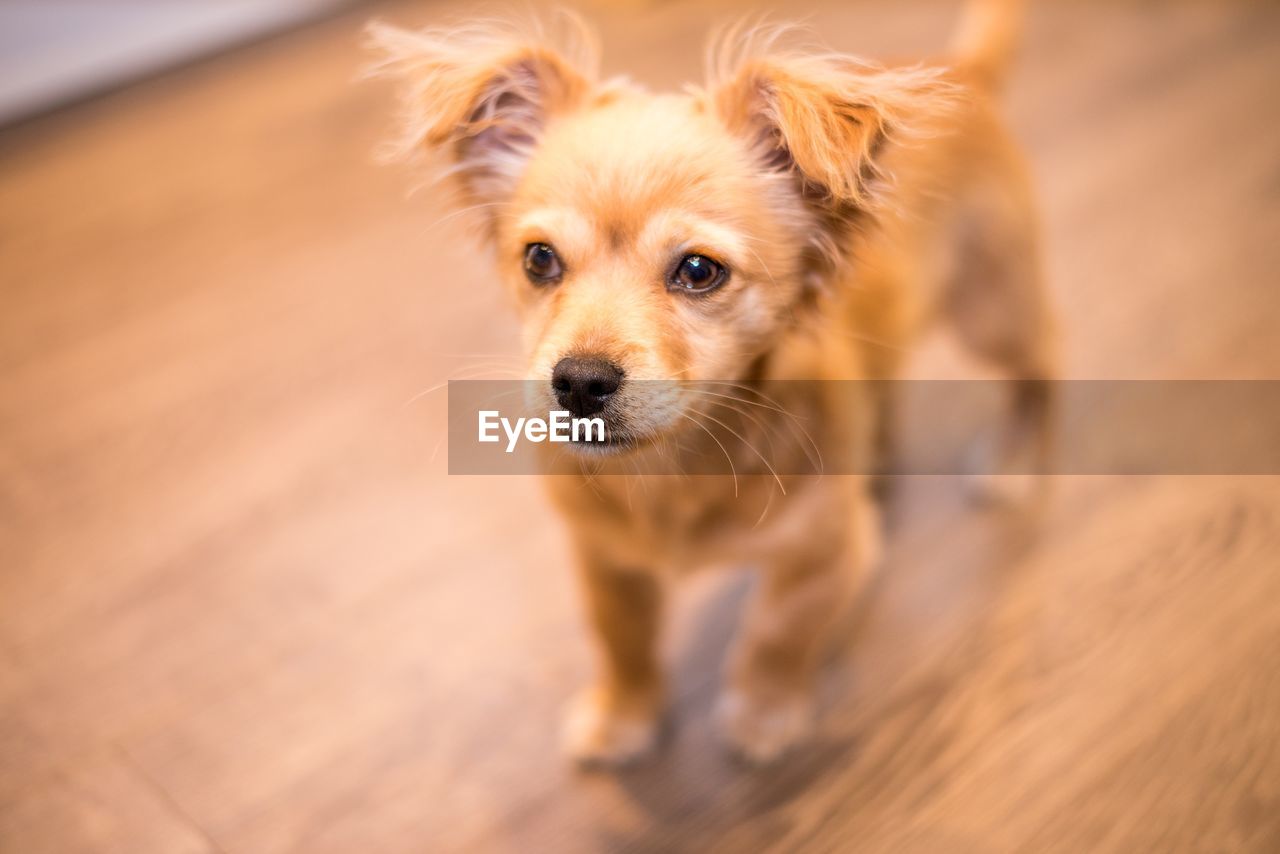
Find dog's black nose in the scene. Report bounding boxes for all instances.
[551,356,623,417]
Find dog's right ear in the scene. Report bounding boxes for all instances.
[366,17,596,208]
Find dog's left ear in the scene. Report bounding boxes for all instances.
[706,30,962,209]
[366,16,596,210]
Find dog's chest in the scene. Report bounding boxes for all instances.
[575,473,835,572]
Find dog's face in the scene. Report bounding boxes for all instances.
[499,92,812,445]
[371,19,955,449]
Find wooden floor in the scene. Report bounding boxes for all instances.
[2,0,1279,851]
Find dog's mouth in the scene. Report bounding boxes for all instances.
[564,405,679,455]
[567,425,646,455]
[530,379,688,457]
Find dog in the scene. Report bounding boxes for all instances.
[369,0,1056,765]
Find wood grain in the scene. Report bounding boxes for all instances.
[1,0,1278,851]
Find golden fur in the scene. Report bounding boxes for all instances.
[370,0,1055,765]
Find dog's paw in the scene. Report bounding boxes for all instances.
[967,470,1040,506]
[561,687,660,768]
[964,432,1046,508]
[714,689,814,765]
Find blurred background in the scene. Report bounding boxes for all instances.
[1,1,1278,852]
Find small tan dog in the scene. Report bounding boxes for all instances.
[371,0,1055,765]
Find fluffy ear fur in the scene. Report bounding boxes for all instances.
[366,15,597,206]
[705,25,962,209]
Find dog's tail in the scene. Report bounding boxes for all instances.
[949,0,1024,93]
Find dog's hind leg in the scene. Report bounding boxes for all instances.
[943,167,1058,503]
[843,254,920,496]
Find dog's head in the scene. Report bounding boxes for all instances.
[370,16,956,451]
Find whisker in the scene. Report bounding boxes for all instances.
[695,407,787,496]
[752,482,776,530]
[424,200,512,232]
[695,395,780,461]
[678,411,738,497]
[693,383,825,474]
[403,367,525,407]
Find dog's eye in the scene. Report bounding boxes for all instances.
[523,243,563,284]
[669,254,727,295]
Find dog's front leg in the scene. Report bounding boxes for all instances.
[562,548,665,767]
[717,496,874,763]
